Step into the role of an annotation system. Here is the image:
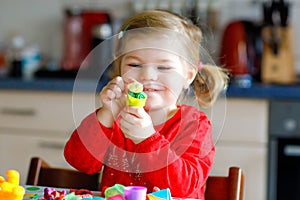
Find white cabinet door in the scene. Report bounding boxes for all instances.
[0,129,72,185]
[0,90,98,184]
[210,98,268,143]
[0,90,96,132]
[208,98,269,200]
[211,144,268,200]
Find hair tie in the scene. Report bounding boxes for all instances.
[198,62,203,71]
[118,24,130,39]
[118,31,124,39]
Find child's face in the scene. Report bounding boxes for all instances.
[120,48,194,111]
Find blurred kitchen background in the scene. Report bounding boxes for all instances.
[0,0,299,81]
[1,1,300,200]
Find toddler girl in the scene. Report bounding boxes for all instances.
[64,10,228,199]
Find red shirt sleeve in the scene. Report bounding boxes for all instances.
[64,111,113,174]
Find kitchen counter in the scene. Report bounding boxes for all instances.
[227,82,300,99]
[0,78,105,92]
[1,78,300,99]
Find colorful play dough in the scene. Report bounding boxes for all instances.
[104,184,125,198]
[147,194,164,200]
[126,81,147,108]
[124,186,147,200]
[44,187,67,199]
[6,169,20,185]
[0,170,25,200]
[149,189,172,200]
[106,194,124,200]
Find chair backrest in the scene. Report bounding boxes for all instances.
[205,166,244,200]
[26,157,100,191]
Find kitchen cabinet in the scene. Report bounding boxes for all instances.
[0,130,68,184]
[0,90,98,184]
[210,98,268,200]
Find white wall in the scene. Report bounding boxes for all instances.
[0,0,130,63]
[0,0,299,73]
[0,0,64,61]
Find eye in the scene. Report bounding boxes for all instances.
[128,64,142,68]
[157,65,172,70]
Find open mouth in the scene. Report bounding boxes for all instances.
[142,82,165,93]
[144,88,160,92]
[143,85,165,93]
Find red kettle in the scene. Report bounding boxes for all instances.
[61,7,112,71]
[219,20,262,85]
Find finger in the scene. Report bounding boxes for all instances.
[104,78,125,98]
[120,110,136,125]
[123,77,136,85]
[105,80,122,91]
[119,117,132,133]
[125,106,145,118]
[114,76,125,91]
[122,77,138,93]
[105,76,124,90]
[119,93,127,107]
[123,132,130,139]
[106,84,123,99]
[101,88,116,101]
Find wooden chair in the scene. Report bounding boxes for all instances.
[26,157,101,191]
[205,166,244,200]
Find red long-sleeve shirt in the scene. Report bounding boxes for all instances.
[64,104,215,199]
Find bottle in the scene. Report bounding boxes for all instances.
[21,45,41,80]
[9,35,25,78]
[207,0,220,32]
[61,6,84,70]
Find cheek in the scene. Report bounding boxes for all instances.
[120,66,139,79]
[163,73,186,94]
[167,72,186,85]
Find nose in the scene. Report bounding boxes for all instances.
[140,65,158,81]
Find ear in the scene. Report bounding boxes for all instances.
[184,67,197,89]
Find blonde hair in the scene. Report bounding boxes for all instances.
[111,10,229,108]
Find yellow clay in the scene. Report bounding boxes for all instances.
[0,170,25,200]
[0,176,5,183]
[6,169,20,185]
[127,94,147,108]
[147,194,164,200]
[127,81,147,107]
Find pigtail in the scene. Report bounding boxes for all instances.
[182,17,229,108]
[193,64,229,108]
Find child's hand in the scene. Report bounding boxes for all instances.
[99,76,126,118]
[119,106,156,144]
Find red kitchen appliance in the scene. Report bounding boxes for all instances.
[219,20,263,87]
[61,7,112,71]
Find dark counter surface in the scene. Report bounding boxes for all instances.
[227,82,300,99]
[0,78,104,92]
[1,78,300,99]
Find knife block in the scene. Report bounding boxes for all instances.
[261,26,296,84]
